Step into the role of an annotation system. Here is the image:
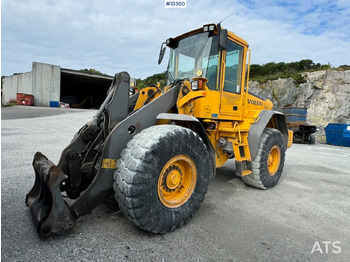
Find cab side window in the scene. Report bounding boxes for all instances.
[203,55,219,90]
[223,41,243,93]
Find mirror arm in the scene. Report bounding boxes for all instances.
[158,42,166,65]
[217,24,228,51]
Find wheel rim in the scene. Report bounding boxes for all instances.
[158,155,197,208]
[267,145,281,176]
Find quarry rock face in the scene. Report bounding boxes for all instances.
[248,70,350,141]
[297,70,350,126]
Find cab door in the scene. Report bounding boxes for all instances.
[219,40,245,118]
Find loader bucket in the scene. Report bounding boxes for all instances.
[26,152,76,238]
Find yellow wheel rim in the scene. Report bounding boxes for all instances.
[158,155,197,208]
[267,145,281,176]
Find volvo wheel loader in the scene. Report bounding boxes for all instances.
[26,23,293,238]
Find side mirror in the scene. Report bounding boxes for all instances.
[219,29,228,51]
[158,43,166,65]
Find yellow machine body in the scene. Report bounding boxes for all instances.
[136,25,292,170]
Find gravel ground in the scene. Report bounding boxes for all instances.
[1,108,350,262]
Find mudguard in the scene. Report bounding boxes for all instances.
[248,110,289,159]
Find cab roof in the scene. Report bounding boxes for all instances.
[167,24,248,48]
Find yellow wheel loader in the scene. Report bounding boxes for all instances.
[26,23,293,238]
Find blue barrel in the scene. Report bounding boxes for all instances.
[325,123,350,147]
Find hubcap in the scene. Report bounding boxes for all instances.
[267,145,281,176]
[158,155,197,208]
[166,171,181,190]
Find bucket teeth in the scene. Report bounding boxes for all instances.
[26,152,76,238]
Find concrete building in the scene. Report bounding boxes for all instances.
[2,62,135,108]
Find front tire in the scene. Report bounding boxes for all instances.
[242,128,286,189]
[114,125,211,234]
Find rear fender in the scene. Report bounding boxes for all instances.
[248,110,289,159]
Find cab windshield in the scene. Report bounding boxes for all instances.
[167,32,219,89]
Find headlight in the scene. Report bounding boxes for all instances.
[191,81,198,90]
[191,79,204,90]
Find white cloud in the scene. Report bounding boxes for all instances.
[2,0,350,79]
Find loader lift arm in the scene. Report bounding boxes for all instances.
[26,72,181,238]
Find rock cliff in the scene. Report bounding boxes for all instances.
[248,70,350,141]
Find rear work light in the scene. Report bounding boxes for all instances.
[203,24,216,32]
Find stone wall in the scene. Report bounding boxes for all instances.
[2,62,61,106]
[2,72,33,104]
[32,62,61,107]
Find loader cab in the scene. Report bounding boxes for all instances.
[166,27,220,89]
[165,24,251,120]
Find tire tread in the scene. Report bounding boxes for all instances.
[114,125,211,234]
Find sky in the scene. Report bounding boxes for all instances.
[1,0,350,79]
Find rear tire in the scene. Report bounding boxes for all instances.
[113,125,211,234]
[242,128,286,189]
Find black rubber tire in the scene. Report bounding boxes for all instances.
[242,128,286,189]
[113,125,211,234]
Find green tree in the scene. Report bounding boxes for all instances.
[136,72,167,89]
[299,59,314,71]
[79,68,107,76]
